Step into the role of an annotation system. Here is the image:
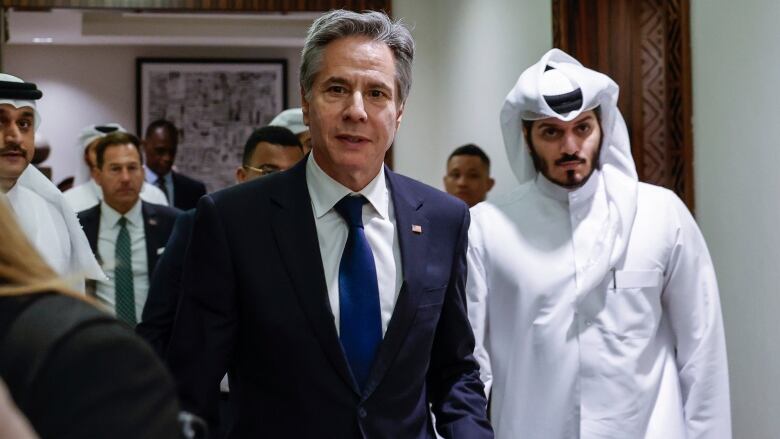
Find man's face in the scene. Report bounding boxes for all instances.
[235,142,304,183]
[526,110,601,189]
[302,35,404,190]
[94,143,144,214]
[443,155,494,207]
[0,104,35,191]
[143,126,176,177]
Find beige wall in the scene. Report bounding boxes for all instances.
[692,0,780,436]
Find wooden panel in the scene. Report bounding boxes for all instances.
[1,0,391,13]
[553,0,694,212]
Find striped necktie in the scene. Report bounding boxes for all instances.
[334,195,382,390]
[115,216,136,325]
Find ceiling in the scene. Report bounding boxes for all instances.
[5,8,317,46]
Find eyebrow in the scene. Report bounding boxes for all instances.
[536,114,596,130]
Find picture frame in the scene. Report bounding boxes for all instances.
[136,58,288,191]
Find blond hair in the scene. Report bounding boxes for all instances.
[0,199,81,298]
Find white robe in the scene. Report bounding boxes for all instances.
[64,178,169,213]
[467,171,731,439]
[2,166,104,291]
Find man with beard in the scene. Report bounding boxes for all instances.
[467,49,731,438]
[0,74,102,288]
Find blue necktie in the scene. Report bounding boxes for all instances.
[334,195,382,390]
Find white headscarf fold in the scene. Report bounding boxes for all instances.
[0,73,104,282]
[500,48,638,298]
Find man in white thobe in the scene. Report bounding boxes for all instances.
[64,123,168,213]
[0,74,102,289]
[467,49,731,438]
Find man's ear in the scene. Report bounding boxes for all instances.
[92,167,103,186]
[301,86,310,126]
[235,166,246,184]
[395,102,405,129]
[487,177,495,192]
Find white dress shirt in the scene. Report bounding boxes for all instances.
[95,200,150,319]
[305,153,403,336]
[144,165,174,203]
[65,178,169,213]
[468,171,731,439]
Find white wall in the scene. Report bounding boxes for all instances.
[692,0,780,436]
[393,0,551,196]
[2,44,302,185]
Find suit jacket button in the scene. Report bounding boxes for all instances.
[358,407,367,418]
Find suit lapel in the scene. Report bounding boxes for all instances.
[363,169,430,399]
[270,160,360,395]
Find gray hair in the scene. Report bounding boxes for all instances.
[300,9,415,104]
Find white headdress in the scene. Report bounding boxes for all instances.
[500,49,638,297]
[269,108,307,134]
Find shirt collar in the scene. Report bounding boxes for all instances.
[144,165,171,184]
[535,169,602,205]
[101,198,143,228]
[305,153,389,220]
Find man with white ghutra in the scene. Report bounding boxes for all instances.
[467,49,731,438]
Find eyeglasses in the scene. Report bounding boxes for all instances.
[242,164,280,177]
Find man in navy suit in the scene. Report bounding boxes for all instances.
[77,131,179,326]
[166,10,492,439]
[143,119,207,210]
[138,125,305,358]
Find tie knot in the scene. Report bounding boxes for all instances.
[118,216,127,228]
[335,195,367,227]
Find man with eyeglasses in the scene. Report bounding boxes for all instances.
[235,125,305,183]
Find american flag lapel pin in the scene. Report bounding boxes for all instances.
[412,224,422,234]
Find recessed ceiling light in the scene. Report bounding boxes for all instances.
[32,37,54,43]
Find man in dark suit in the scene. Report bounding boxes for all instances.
[166,10,492,439]
[138,125,305,358]
[143,119,207,210]
[77,132,179,326]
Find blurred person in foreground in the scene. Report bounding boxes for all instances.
[0,199,180,439]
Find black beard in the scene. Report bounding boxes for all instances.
[528,146,601,189]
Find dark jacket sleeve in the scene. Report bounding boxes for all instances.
[27,320,180,439]
[427,205,493,438]
[166,194,238,425]
[138,209,195,358]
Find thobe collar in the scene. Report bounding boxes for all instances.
[535,169,601,206]
[306,152,389,221]
[100,198,142,228]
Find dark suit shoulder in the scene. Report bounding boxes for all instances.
[76,203,101,222]
[142,201,182,221]
[387,169,469,219]
[173,171,207,192]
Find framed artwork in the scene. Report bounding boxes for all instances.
[136,58,287,191]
